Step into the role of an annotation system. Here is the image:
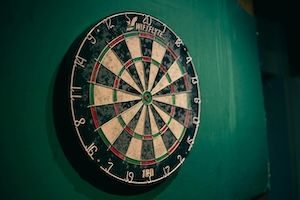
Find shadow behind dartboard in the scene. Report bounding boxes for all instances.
[53,25,178,195]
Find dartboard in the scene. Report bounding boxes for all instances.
[69,12,201,185]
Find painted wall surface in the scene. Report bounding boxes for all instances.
[257,15,300,199]
[0,0,268,199]
[288,78,300,200]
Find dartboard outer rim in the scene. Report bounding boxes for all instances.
[69,11,201,185]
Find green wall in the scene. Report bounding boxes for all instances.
[288,78,300,199]
[0,0,268,199]
[256,14,300,199]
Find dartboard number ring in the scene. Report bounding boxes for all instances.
[70,12,201,185]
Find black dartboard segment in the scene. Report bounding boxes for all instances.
[70,12,201,185]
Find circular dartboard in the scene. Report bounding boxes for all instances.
[69,12,201,185]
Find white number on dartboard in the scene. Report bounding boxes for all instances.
[142,168,154,179]
[192,117,200,125]
[86,142,98,160]
[74,118,85,127]
[125,171,134,182]
[191,76,198,84]
[175,38,183,47]
[71,86,82,100]
[186,56,192,64]
[177,155,184,163]
[187,135,195,151]
[143,15,152,25]
[163,166,170,176]
[105,18,114,29]
[194,97,200,104]
[86,33,96,44]
[105,161,113,172]
[73,55,86,68]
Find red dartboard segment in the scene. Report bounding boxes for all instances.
[90,107,99,128]
[139,32,154,39]
[90,62,100,82]
[109,35,125,48]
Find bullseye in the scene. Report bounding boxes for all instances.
[142,91,152,105]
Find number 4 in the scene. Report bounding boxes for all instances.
[187,135,195,151]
